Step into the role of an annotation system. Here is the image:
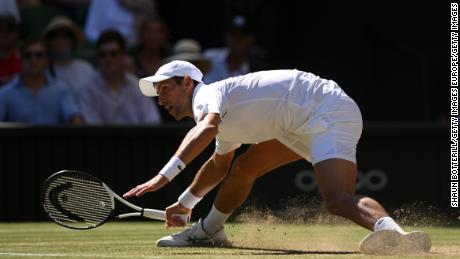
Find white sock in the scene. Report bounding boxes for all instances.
[202,205,231,234]
[373,216,406,234]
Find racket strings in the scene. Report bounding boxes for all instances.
[43,173,114,229]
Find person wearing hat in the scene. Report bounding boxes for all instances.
[43,16,94,94]
[123,60,431,254]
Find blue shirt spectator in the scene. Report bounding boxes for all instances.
[0,37,82,124]
[0,77,80,124]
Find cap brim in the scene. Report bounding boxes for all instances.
[139,75,171,97]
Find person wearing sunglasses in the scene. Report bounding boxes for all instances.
[75,30,161,125]
[0,38,83,125]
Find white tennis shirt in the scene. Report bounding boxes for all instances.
[192,69,352,154]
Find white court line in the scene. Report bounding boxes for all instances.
[0,253,65,257]
[0,253,165,258]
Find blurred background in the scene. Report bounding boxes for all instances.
[0,1,451,223]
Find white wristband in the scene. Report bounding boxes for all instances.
[158,156,186,181]
[178,188,202,209]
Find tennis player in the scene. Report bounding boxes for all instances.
[123,61,431,254]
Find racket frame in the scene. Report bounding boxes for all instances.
[41,170,167,230]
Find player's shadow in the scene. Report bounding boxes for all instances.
[229,246,359,255]
[171,246,359,256]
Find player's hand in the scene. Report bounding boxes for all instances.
[123,174,169,198]
[165,202,191,228]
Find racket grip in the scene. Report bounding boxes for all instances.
[142,209,190,224]
[142,209,166,221]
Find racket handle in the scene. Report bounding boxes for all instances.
[142,209,190,224]
[142,209,166,220]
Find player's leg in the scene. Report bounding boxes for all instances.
[313,158,431,254]
[307,98,398,231]
[302,108,431,255]
[309,96,430,254]
[313,158,388,230]
[203,139,302,233]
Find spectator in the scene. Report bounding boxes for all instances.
[0,15,21,88]
[84,0,157,48]
[76,30,162,125]
[203,15,254,83]
[133,17,170,78]
[43,16,94,94]
[0,38,82,124]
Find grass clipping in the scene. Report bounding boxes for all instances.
[233,197,454,226]
[233,196,349,225]
[229,197,356,251]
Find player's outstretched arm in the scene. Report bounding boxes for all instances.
[123,113,221,198]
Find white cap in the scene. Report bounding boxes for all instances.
[139,60,203,97]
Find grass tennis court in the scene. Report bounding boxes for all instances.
[1,222,460,259]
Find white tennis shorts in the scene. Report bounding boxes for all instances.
[277,97,363,165]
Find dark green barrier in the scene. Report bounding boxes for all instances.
[0,123,449,221]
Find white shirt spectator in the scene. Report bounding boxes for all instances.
[49,59,95,94]
[77,71,162,125]
[85,0,137,47]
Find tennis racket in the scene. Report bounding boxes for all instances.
[41,170,188,230]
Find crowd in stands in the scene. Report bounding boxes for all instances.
[0,0,259,125]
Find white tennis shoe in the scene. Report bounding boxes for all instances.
[359,230,431,255]
[156,219,231,247]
